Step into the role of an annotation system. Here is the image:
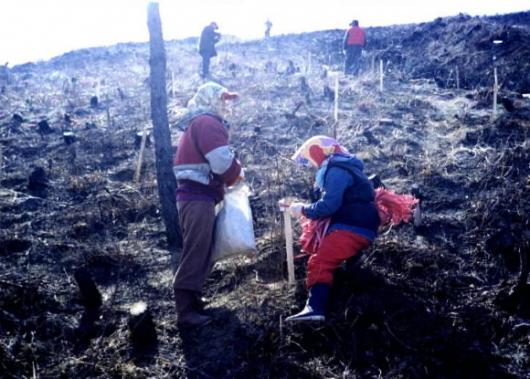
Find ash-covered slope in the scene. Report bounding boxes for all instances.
[0,10,529,379]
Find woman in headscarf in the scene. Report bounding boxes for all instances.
[286,135,380,322]
[172,82,242,327]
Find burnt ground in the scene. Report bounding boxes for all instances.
[1,11,529,379]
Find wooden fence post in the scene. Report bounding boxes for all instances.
[279,201,295,286]
[333,73,339,139]
[492,66,498,119]
[379,59,384,92]
[134,129,148,183]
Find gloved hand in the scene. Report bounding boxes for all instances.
[289,202,307,218]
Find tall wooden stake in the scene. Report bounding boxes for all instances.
[134,129,148,183]
[333,73,339,139]
[279,201,295,286]
[147,2,182,249]
[0,146,3,179]
[379,59,384,92]
[170,70,175,96]
[456,66,460,89]
[105,95,112,128]
[493,66,498,119]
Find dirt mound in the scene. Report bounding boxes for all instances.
[1,11,529,379]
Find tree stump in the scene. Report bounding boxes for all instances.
[74,268,102,309]
[128,301,157,350]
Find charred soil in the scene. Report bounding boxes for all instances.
[1,11,529,379]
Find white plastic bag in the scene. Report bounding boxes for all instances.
[212,183,257,261]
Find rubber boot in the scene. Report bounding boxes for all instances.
[285,283,330,322]
[174,289,211,327]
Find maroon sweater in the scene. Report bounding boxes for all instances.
[174,114,241,203]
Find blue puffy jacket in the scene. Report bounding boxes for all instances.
[303,154,380,240]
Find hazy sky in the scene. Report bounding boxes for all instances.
[1,0,528,65]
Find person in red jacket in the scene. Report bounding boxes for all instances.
[343,20,366,76]
[172,82,242,327]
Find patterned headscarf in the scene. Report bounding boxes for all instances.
[187,82,238,115]
[291,135,348,168]
[174,82,238,130]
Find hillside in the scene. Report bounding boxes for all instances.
[1,11,529,378]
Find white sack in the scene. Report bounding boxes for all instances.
[212,183,257,261]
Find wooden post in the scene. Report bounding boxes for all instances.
[134,129,148,183]
[105,95,112,128]
[379,59,384,92]
[147,2,182,249]
[333,73,339,139]
[171,70,175,96]
[0,146,3,179]
[456,66,460,89]
[517,248,529,289]
[279,201,295,285]
[493,66,498,119]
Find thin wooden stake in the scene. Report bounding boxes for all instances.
[134,129,148,183]
[333,73,339,138]
[171,70,175,95]
[379,59,384,92]
[0,146,3,179]
[106,95,112,128]
[279,201,295,285]
[334,74,339,122]
[279,315,284,341]
[493,66,498,119]
[456,66,460,89]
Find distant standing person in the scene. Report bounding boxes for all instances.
[343,20,366,75]
[265,19,273,38]
[199,22,221,78]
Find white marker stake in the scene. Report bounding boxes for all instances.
[493,66,498,119]
[333,73,339,139]
[279,201,295,285]
[134,129,148,183]
[334,73,339,122]
[379,59,384,92]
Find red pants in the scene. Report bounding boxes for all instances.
[306,230,370,288]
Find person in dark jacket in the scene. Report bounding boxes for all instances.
[343,20,366,75]
[264,19,273,38]
[286,135,379,322]
[172,82,242,327]
[198,22,221,78]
